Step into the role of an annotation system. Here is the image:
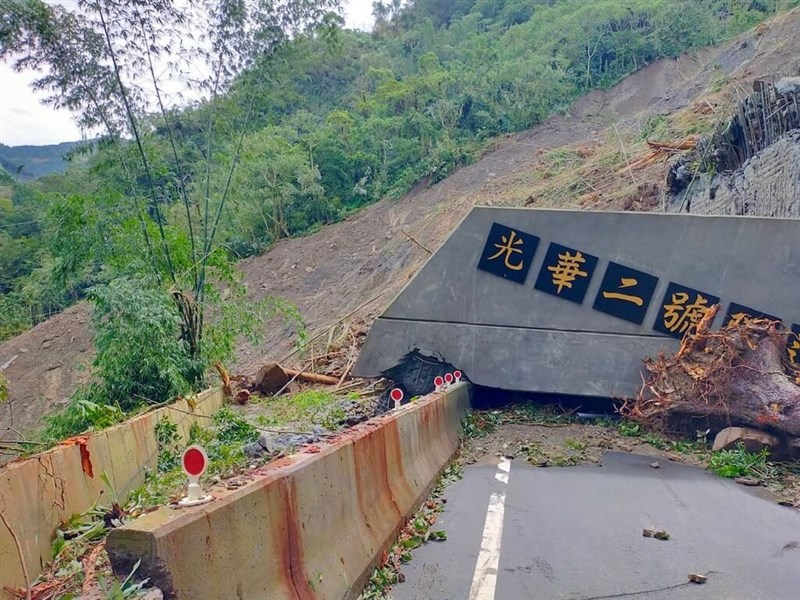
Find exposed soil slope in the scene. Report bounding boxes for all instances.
[2,10,799,437]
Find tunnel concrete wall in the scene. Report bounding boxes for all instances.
[106,383,471,600]
[354,207,800,398]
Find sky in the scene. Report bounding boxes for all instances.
[0,0,374,146]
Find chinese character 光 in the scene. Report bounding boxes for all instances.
[547,251,588,294]
[663,292,710,334]
[602,278,643,306]
[487,230,525,271]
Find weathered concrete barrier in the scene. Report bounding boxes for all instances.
[0,388,224,591]
[106,384,471,600]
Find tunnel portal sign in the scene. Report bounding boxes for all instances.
[354,208,800,399]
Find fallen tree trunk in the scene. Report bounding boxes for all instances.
[621,305,800,440]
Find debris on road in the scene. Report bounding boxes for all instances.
[622,305,800,455]
[642,527,670,540]
[734,476,761,486]
[650,461,660,469]
[688,573,708,584]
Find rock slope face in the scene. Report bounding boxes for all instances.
[679,130,800,217]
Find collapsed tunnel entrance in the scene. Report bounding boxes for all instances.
[379,349,618,417]
[355,208,800,410]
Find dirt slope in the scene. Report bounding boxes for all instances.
[2,10,799,438]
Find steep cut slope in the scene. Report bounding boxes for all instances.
[2,9,799,438]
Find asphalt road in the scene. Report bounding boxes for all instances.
[393,452,800,600]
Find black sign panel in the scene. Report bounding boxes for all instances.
[534,243,598,304]
[723,302,783,327]
[477,222,540,284]
[653,282,720,339]
[593,262,658,325]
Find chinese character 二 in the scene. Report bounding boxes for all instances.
[487,230,525,271]
[662,292,710,334]
[548,251,588,294]
[602,278,643,306]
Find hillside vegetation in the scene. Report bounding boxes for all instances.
[0,0,793,440]
[0,141,83,180]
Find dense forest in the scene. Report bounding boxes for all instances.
[0,0,793,435]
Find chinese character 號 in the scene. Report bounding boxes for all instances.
[663,292,711,334]
[548,251,588,294]
[653,283,720,339]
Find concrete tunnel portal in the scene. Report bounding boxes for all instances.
[353,207,800,403]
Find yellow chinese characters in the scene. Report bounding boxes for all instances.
[487,230,525,271]
[602,278,643,306]
[547,251,588,294]
[789,337,800,366]
[662,292,711,334]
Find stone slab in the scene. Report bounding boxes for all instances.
[355,207,800,397]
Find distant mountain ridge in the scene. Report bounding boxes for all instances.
[0,140,82,180]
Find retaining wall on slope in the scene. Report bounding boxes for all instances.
[106,383,471,600]
[0,388,224,591]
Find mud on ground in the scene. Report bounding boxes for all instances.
[457,410,800,508]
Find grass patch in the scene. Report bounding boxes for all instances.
[248,390,339,428]
[708,444,775,479]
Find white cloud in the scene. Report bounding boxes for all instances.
[0,0,374,147]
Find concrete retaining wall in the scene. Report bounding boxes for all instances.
[0,387,224,591]
[106,384,471,600]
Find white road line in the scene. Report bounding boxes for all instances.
[468,459,510,600]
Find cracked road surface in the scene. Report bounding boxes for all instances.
[393,452,800,600]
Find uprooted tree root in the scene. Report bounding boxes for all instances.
[621,305,800,441]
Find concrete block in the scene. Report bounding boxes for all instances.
[106,384,471,600]
[355,208,800,399]
[0,387,225,592]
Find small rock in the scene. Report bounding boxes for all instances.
[642,528,654,538]
[141,588,165,600]
[256,432,277,453]
[776,76,800,95]
[253,362,291,395]
[305,266,314,273]
[242,441,266,458]
[654,530,670,541]
[650,461,660,469]
[734,477,761,487]
[688,573,707,584]
[42,340,52,349]
[713,427,778,454]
